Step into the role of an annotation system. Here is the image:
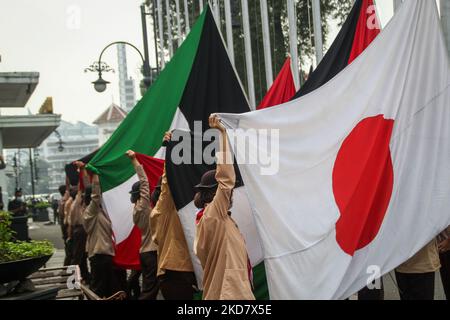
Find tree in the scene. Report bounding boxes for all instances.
[147,0,354,105]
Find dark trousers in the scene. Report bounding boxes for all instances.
[158,270,196,300]
[440,251,450,300]
[89,254,114,298]
[127,270,142,300]
[358,278,384,300]
[139,251,159,300]
[395,271,435,300]
[70,225,90,283]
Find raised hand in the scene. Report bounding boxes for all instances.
[209,114,226,132]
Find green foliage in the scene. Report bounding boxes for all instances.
[0,241,54,263]
[0,211,14,243]
[34,202,51,209]
[147,0,353,106]
[0,211,54,263]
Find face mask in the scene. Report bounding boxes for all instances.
[16,197,23,202]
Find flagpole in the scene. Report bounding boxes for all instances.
[224,0,235,65]
[393,0,403,12]
[175,0,183,45]
[165,0,174,57]
[260,0,274,89]
[184,0,190,34]
[213,0,221,24]
[241,0,256,109]
[311,0,323,64]
[157,0,166,68]
[442,0,450,58]
[287,0,300,90]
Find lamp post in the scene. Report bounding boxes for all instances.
[85,41,152,93]
[85,5,153,93]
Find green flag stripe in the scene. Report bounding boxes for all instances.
[87,10,207,192]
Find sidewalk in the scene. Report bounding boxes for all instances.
[28,219,446,300]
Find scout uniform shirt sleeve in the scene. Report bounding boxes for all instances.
[82,179,101,235]
[133,164,150,229]
[150,166,173,245]
[207,131,236,220]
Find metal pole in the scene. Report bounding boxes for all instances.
[199,0,203,13]
[152,0,161,73]
[311,0,323,64]
[29,149,35,199]
[175,0,183,45]
[442,0,450,58]
[224,0,234,65]
[241,0,256,109]
[260,0,273,89]
[157,0,166,68]
[140,4,152,84]
[214,0,221,24]
[287,0,300,90]
[184,0,190,34]
[165,0,174,57]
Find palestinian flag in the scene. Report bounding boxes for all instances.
[292,0,380,100]
[86,6,250,270]
[257,57,296,110]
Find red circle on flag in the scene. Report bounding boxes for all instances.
[333,115,395,256]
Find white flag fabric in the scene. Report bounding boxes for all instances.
[219,0,450,300]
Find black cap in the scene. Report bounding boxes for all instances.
[194,170,218,191]
[129,181,141,195]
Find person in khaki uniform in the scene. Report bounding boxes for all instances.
[193,115,255,301]
[63,187,76,266]
[126,150,159,300]
[82,172,115,298]
[151,132,196,300]
[438,226,450,300]
[69,162,91,284]
[395,239,441,300]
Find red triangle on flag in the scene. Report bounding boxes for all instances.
[257,57,296,110]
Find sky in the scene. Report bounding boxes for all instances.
[0,0,438,125]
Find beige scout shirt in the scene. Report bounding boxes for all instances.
[69,192,84,227]
[82,179,114,258]
[194,133,255,301]
[396,239,441,274]
[133,164,158,254]
[63,196,74,226]
[150,167,193,277]
[58,192,69,220]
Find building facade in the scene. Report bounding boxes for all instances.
[93,103,127,146]
[117,44,137,112]
[36,120,99,192]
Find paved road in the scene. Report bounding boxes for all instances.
[28,211,446,300]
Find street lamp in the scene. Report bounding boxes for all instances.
[53,130,65,152]
[93,75,110,93]
[85,41,152,93]
[85,4,154,92]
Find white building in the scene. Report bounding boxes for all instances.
[0,72,61,200]
[37,120,99,192]
[117,44,137,112]
[93,103,127,146]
